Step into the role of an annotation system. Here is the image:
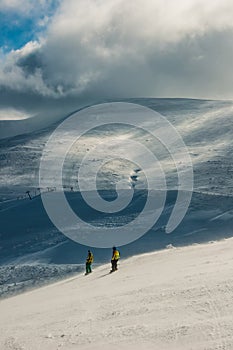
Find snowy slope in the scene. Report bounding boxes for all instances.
[1,238,233,350]
[1,98,233,201]
[1,190,233,265]
[1,98,233,296]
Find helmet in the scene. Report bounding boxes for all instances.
[113,246,116,250]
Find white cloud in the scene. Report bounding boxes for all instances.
[0,108,32,120]
[1,0,233,101]
[0,0,32,12]
[0,0,58,15]
[0,0,48,15]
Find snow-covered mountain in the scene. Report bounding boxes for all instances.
[1,98,233,296]
[1,98,233,199]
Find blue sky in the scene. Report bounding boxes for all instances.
[0,0,60,52]
[0,14,36,51]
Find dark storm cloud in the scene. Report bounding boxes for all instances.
[16,50,43,76]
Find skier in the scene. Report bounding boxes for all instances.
[110,246,120,273]
[85,250,94,275]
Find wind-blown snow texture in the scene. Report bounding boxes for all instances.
[0,98,233,296]
[1,238,233,349]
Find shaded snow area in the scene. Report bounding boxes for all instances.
[1,238,233,350]
[0,189,233,298]
[0,264,82,299]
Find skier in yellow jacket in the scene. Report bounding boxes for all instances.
[110,246,120,273]
[85,250,94,275]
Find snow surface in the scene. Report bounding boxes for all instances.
[0,264,82,298]
[1,98,233,348]
[1,98,233,295]
[1,189,233,265]
[1,98,233,201]
[1,238,233,350]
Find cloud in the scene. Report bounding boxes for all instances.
[0,0,33,13]
[0,0,233,124]
[0,0,59,16]
[0,0,60,52]
[0,108,32,120]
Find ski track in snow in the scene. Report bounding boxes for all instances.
[1,238,233,350]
